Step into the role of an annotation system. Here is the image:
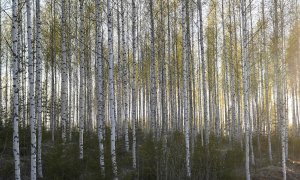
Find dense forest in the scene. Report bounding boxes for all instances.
[0,0,300,179]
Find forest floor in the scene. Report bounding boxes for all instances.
[1,127,300,180]
[252,159,300,180]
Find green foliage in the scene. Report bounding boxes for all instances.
[43,131,103,180]
[166,131,186,179]
[138,134,157,179]
[3,125,300,179]
[192,135,245,180]
[44,143,80,179]
[0,126,13,179]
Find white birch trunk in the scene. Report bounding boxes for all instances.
[228,0,237,141]
[241,0,250,179]
[107,0,118,177]
[68,0,73,141]
[250,100,255,165]
[197,0,209,146]
[50,0,56,142]
[280,1,289,162]
[61,0,68,143]
[95,0,105,174]
[220,0,227,140]
[36,0,43,177]
[121,0,129,152]
[149,0,157,138]
[116,0,122,141]
[26,0,37,179]
[274,0,286,179]
[262,0,272,163]
[213,4,220,141]
[182,0,191,177]
[79,0,85,160]
[131,0,137,169]
[12,0,21,178]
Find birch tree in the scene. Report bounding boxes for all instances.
[182,0,191,177]
[229,0,237,141]
[273,0,286,179]
[159,0,168,176]
[241,0,251,179]
[79,0,85,160]
[131,0,137,170]
[0,0,299,179]
[61,0,68,143]
[67,0,73,141]
[121,0,129,152]
[262,0,273,163]
[197,0,209,146]
[36,0,43,177]
[50,0,56,142]
[26,0,37,178]
[107,0,118,177]
[0,2,2,128]
[149,0,157,138]
[95,0,105,174]
[12,0,21,178]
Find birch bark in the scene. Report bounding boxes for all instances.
[241,0,250,178]
[36,0,43,176]
[79,0,85,160]
[96,0,105,174]
[26,0,37,178]
[131,0,137,169]
[107,0,118,177]
[197,0,209,146]
[149,0,157,138]
[12,0,21,178]
[182,0,191,177]
[121,0,129,152]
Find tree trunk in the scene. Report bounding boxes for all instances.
[131,0,137,170]
[50,0,56,142]
[107,0,118,177]
[273,0,286,179]
[26,0,37,179]
[149,0,157,138]
[182,0,191,177]
[197,0,209,146]
[0,1,2,127]
[79,0,85,160]
[96,0,105,174]
[261,0,273,163]
[121,0,129,152]
[12,0,21,178]
[36,0,43,177]
[241,0,251,179]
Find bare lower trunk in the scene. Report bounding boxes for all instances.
[182,0,191,177]
[121,0,129,152]
[36,0,43,177]
[149,0,157,138]
[241,0,250,179]
[79,0,85,160]
[26,0,37,179]
[107,0,118,177]
[131,0,137,170]
[12,0,21,178]
[197,0,209,146]
[96,0,105,174]
[61,0,68,144]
